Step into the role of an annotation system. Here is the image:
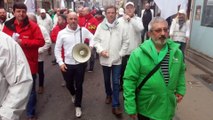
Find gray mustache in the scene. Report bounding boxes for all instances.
[159,36,166,40]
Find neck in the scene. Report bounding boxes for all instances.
[68,25,77,30]
[107,19,115,24]
[155,45,164,52]
[16,19,22,24]
[128,13,135,18]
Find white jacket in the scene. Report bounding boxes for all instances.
[0,32,32,120]
[0,23,4,31]
[94,19,129,67]
[169,19,190,43]
[37,15,53,34]
[55,25,94,66]
[118,15,143,55]
[38,25,52,62]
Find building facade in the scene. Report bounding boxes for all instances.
[187,0,213,74]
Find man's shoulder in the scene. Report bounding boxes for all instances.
[28,20,39,28]
[0,32,17,50]
[117,17,124,22]
[58,27,68,34]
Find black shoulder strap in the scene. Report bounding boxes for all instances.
[80,27,82,43]
[136,48,169,92]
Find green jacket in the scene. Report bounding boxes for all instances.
[123,39,186,120]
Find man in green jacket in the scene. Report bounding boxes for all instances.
[123,17,186,120]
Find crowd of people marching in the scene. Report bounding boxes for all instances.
[0,1,190,120]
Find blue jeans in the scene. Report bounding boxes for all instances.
[27,74,37,117]
[102,65,121,108]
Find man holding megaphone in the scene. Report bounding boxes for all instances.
[54,12,94,118]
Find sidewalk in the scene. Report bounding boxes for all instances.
[174,60,213,120]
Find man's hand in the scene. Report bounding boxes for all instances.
[60,64,67,72]
[100,50,109,58]
[16,39,22,45]
[176,94,184,103]
[185,37,190,41]
[123,14,131,22]
[129,114,137,120]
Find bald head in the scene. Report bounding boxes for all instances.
[67,12,78,20]
[83,7,90,15]
[67,12,78,30]
[27,13,37,23]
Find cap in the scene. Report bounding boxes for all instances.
[118,8,124,15]
[40,9,46,13]
[125,1,134,8]
[178,9,186,15]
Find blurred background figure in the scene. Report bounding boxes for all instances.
[0,7,7,31]
[170,9,190,59]
[141,3,154,42]
[118,7,124,18]
[28,13,52,94]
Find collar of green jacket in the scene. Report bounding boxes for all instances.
[139,38,180,63]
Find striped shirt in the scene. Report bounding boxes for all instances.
[160,52,170,85]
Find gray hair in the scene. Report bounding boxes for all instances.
[148,17,168,31]
[27,13,37,23]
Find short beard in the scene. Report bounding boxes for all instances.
[0,16,6,23]
[153,36,167,46]
[153,39,166,46]
[178,19,185,30]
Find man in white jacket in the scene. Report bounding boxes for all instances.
[0,31,33,120]
[169,9,190,59]
[37,9,53,34]
[28,13,52,94]
[54,12,93,118]
[93,5,129,116]
[118,1,144,90]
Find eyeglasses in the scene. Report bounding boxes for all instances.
[151,28,168,33]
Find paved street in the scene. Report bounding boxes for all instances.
[21,52,213,120]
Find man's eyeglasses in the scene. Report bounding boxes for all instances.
[151,28,168,33]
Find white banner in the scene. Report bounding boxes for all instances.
[24,0,35,13]
[154,0,187,19]
[60,0,66,9]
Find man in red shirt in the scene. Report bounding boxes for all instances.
[77,6,85,27]
[3,2,44,120]
[51,14,67,43]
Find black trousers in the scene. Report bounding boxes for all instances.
[38,61,44,87]
[138,114,150,120]
[63,63,85,107]
[120,55,130,88]
[88,47,96,70]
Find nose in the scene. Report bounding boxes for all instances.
[161,30,166,35]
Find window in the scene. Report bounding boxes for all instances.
[201,0,213,27]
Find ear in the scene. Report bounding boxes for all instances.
[147,31,151,37]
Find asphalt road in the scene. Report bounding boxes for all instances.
[20,51,213,120]
[21,52,128,120]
